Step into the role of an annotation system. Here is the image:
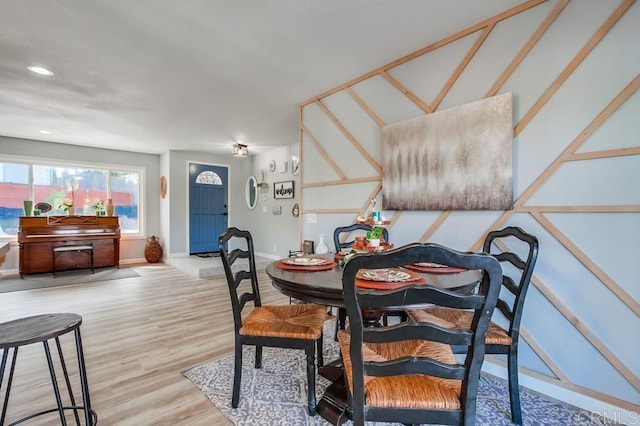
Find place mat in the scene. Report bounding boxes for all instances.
[275,260,337,271]
[281,256,332,266]
[404,263,466,274]
[356,275,426,290]
[355,268,425,290]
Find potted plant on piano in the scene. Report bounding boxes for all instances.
[93,200,105,216]
[58,200,74,215]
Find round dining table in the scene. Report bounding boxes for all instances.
[265,259,482,308]
[265,258,483,425]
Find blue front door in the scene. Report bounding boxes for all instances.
[189,163,228,254]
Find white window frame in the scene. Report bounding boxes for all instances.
[0,154,145,240]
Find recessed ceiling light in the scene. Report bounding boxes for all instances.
[40,130,51,134]
[27,65,54,76]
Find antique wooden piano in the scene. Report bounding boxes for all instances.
[18,215,120,278]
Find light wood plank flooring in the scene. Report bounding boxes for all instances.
[0,263,291,425]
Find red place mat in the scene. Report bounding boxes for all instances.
[403,264,466,274]
[356,276,426,290]
[276,261,337,271]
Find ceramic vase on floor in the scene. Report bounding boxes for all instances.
[144,236,163,263]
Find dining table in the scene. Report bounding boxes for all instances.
[265,256,483,424]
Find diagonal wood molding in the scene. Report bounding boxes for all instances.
[299,0,639,409]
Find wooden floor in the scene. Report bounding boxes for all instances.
[0,263,291,425]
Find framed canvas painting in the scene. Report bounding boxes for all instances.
[381,92,513,210]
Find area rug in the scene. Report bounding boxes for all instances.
[0,267,140,293]
[183,321,612,425]
[195,252,220,258]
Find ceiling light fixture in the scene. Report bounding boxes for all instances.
[27,65,54,76]
[39,130,51,134]
[231,143,248,158]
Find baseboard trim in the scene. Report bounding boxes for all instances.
[254,252,279,260]
[0,268,19,277]
[120,258,146,265]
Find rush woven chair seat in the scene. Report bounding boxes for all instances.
[339,242,503,425]
[407,226,538,425]
[219,227,326,416]
[241,305,327,339]
[338,336,463,410]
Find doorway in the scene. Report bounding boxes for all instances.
[188,163,228,255]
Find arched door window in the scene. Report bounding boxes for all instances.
[195,171,222,185]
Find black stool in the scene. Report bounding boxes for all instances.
[0,313,97,425]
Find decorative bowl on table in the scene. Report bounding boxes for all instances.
[351,241,394,253]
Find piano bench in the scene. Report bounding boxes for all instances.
[52,243,94,277]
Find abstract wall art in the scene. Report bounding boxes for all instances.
[381,92,513,210]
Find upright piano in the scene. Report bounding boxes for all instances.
[18,215,120,277]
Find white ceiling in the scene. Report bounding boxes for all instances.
[0,0,521,156]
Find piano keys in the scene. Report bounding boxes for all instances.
[18,215,120,277]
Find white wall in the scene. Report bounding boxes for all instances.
[243,144,300,258]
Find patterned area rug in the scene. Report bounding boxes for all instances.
[183,321,613,425]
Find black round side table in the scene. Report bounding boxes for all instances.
[0,313,97,425]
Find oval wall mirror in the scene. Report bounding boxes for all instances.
[246,176,258,210]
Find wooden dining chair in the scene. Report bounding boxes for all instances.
[407,226,539,425]
[338,242,503,425]
[332,224,393,338]
[332,223,389,252]
[218,227,326,415]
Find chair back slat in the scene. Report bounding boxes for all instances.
[365,357,467,380]
[494,251,525,270]
[495,299,514,322]
[364,322,474,346]
[502,275,519,295]
[227,248,250,264]
[238,292,257,311]
[358,287,486,311]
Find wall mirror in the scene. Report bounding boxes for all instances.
[246,176,258,209]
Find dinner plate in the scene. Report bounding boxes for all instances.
[404,263,466,274]
[415,262,447,268]
[276,260,337,271]
[356,268,420,282]
[282,257,331,266]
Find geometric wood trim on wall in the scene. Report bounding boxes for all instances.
[299,0,640,411]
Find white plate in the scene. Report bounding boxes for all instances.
[356,268,418,282]
[415,262,447,268]
[283,257,330,266]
